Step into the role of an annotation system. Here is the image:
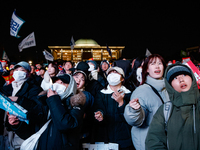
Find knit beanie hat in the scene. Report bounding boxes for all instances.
[166,65,192,84]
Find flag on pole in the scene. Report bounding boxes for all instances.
[43,49,54,61]
[106,44,112,57]
[2,51,10,62]
[70,36,75,50]
[18,32,36,52]
[10,10,25,38]
[145,48,152,57]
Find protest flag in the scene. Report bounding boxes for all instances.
[10,10,25,38]
[18,32,36,52]
[2,51,10,62]
[145,48,152,57]
[70,36,75,50]
[106,44,112,57]
[43,49,54,61]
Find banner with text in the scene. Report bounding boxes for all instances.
[10,10,25,38]
[0,92,29,124]
[43,49,54,61]
[18,32,36,52]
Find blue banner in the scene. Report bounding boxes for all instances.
[0,92,29,124]
[10,10,25,38]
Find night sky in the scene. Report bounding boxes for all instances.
[1,1,200,63]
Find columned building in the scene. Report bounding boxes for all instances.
[48,39,125,62]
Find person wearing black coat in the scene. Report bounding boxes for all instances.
[94,67,134,150]
[0,61,43,150]
[9,74,85,150]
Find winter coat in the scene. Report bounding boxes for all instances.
[0,77,43,149]
[80,91,95,143]
[124,75,170,150]
[85,79,103,97]
[0,77,43,129]
[13,91,85,150]
[145,63,200,150]
[93,85,133,149]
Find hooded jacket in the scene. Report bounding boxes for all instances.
[145,62,200,150]
[11,75,85,150]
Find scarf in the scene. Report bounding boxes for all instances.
[11,79,27,96]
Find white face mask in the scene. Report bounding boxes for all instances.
[107,73,121,86]
[52,83,66,96]
[88,64,95,71]
[13,70,27,82]
[136,67,142,83]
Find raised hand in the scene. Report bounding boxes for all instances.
[129,98,141,110]
[94,111,103,122]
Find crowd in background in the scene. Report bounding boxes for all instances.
[0,54,199,150]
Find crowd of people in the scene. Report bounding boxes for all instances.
[0,54,199,150]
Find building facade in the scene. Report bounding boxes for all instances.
[48,39,125,62]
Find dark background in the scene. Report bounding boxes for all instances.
[1,1,200,64]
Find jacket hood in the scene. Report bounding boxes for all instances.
[164,62,199,107]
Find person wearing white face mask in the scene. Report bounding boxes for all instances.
[87,60,106,87]
[93,66,134,150]
[0,61,43,150]
[8,74,86,150]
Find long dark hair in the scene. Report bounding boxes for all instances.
[49,62,59,76]
[141,54,166,85]
[126,56,145,87]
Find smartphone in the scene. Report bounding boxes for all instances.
[118,89,124,95]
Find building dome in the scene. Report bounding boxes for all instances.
[75,39,100,46]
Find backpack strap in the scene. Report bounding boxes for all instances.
[145,83,164,104]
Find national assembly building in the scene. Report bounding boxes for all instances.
[48,39,125,62]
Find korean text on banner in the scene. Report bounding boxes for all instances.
[10,10,25,38]
[185,60,200,89]
[0,92,29,124]
[43,50,54,61]
[18,32,36,52]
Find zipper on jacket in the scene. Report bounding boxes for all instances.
[193,105,196,134]
[50,126,52,137]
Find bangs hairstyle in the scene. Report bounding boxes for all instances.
[49,62,59,75]
[141,54,166,85]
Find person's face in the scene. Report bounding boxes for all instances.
[171,74,192,93]
[39,69,45,77]
[55,79,69,89]
[101,62,109,71]
[48,64,56,76]
[88,62,95,71]
[73,73,85,90]
[64,62,72,71]
[14,66,27,73]
[31,66,35,74]
[147,57,164,79]
[9,64,15,70]
[108,70,124,82]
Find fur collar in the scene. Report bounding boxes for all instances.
[101,85,131,94]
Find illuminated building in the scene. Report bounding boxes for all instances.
[48,39,125,62]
